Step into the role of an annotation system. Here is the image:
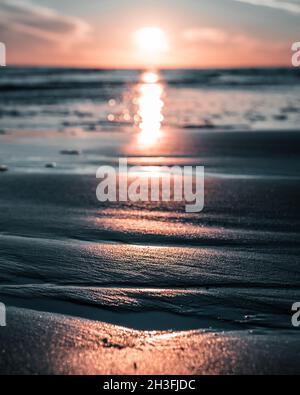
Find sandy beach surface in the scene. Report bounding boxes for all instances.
[0,306,299,375]
[0,127,300,374]
[0,68,300,374]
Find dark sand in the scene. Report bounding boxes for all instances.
[1,64,300,374]
[0,128,300,374]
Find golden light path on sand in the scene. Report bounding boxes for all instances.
[2,307,300,374]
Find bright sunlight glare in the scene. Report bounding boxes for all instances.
[134,27,169,54]
[142,71,159,84]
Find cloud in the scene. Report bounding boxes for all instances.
[182,28,229,45]
[233,0,300,14]
[0,0,91,57]
[182,27,259,47]
[181,25,289,65]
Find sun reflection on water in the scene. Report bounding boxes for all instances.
[136,71,164,147]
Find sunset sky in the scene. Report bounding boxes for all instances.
[0,0,299,68]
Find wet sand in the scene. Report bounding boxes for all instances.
[0,127,300,373]
[0,306,300,375]
[1,64,300,374]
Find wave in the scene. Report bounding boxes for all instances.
[1,67,300,89]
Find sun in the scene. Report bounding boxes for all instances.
[134,27,169,54]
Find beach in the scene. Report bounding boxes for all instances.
[1,306,300,375]
[0,67,300,374]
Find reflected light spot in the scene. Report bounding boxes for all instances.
[137,72,164,147]
[142,71,159,84]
